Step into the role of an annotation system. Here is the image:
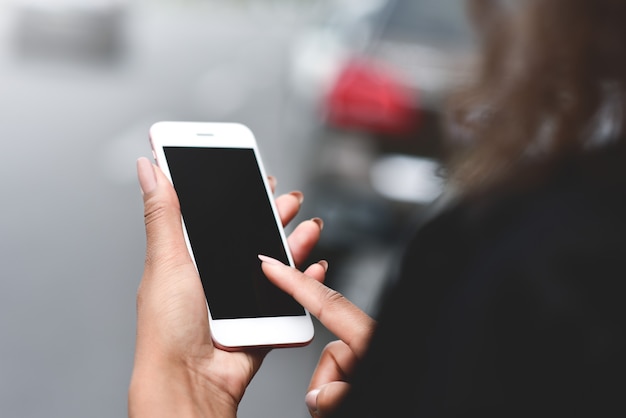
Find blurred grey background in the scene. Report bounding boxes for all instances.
[0,0,472,416]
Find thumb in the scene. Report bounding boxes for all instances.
[137,157,191,272]
[305,381,351,417]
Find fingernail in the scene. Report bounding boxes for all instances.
[137,157,157,194]
[289,191,304,204]
[311,217,324,230]
[305,389,320,412]
[258,254,285,266]
[317,260,329,272]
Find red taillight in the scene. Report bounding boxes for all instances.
[324,58,419,137]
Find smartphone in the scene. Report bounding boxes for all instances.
[148,121,314,350]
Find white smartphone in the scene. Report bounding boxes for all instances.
[148,121,314,350]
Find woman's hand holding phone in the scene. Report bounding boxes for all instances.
[129,158,325,417]
[130,157,376,418]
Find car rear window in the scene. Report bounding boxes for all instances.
[377,0,473,45]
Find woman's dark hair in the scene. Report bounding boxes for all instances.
[444,0,626,195]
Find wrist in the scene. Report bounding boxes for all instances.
[129,355,236,418]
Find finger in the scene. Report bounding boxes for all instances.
[306,381,351,418]
[274,191,304,226]
[259,257,375,358]
[302,260,328,283]
[137,157,192,274]
[135,158,209,349]
[288,218,323,267]
[267,175,277,193]
[308,340,357,392]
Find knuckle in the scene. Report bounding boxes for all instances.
[143,196,172,227]
[323,340,345,353]
[135,283,144,309]
[316,287,347,321]
[323,288,346,305]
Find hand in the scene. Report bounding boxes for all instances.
[129,157,324,418]
[259,256,377,417]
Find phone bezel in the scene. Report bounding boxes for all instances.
[148,121,314,350]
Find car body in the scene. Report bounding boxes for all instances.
[288,0,475,264]
[288,0,475,148]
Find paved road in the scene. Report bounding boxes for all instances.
[0,2,350,417]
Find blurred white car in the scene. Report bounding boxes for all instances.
[11,0,128,61]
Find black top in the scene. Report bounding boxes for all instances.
[331,148,626,417]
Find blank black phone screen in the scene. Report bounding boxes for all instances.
[164,146,305,320]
